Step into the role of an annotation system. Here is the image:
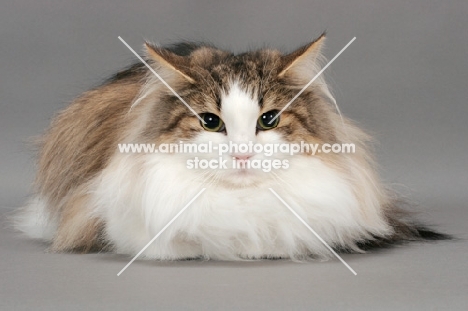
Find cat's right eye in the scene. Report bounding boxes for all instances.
[200,113,225,132]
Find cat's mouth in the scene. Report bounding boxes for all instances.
[222,165,271,188]
[233,167,251,176]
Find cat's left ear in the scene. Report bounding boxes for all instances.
[278,33,326,82]
[144,42,195,83]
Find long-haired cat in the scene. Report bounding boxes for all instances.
[15,34,448,260]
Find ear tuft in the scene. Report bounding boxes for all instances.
[144,42,195,83]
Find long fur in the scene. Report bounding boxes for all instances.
[15,35,449,260]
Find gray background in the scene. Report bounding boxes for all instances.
[1,0,467,310]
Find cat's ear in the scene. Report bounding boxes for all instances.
[144,42,195,83]
[278,33,326,82]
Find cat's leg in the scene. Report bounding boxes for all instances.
[50,187,104,253]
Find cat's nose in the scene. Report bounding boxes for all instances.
[231,154,254,161]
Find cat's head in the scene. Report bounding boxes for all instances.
[133,34,347,187]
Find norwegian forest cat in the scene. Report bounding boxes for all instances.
[15,34,448,260]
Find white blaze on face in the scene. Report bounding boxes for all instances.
[220,82,259,145]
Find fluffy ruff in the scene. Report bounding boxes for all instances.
[18,149,401,260]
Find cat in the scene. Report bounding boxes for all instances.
[14,34,448,260]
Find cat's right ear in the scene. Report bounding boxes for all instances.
[144,42,195,83]
[278,33,326,83]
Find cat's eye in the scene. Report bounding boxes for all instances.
[201,113,225,132]
[257,110,280,130]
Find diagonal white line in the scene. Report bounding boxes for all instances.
[269,188,357,276]
[269,37,356,124]
[117,188,206,276]
[118,36,206,124]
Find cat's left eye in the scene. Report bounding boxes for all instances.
[257,110,280,130]
[200,113,225,132]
